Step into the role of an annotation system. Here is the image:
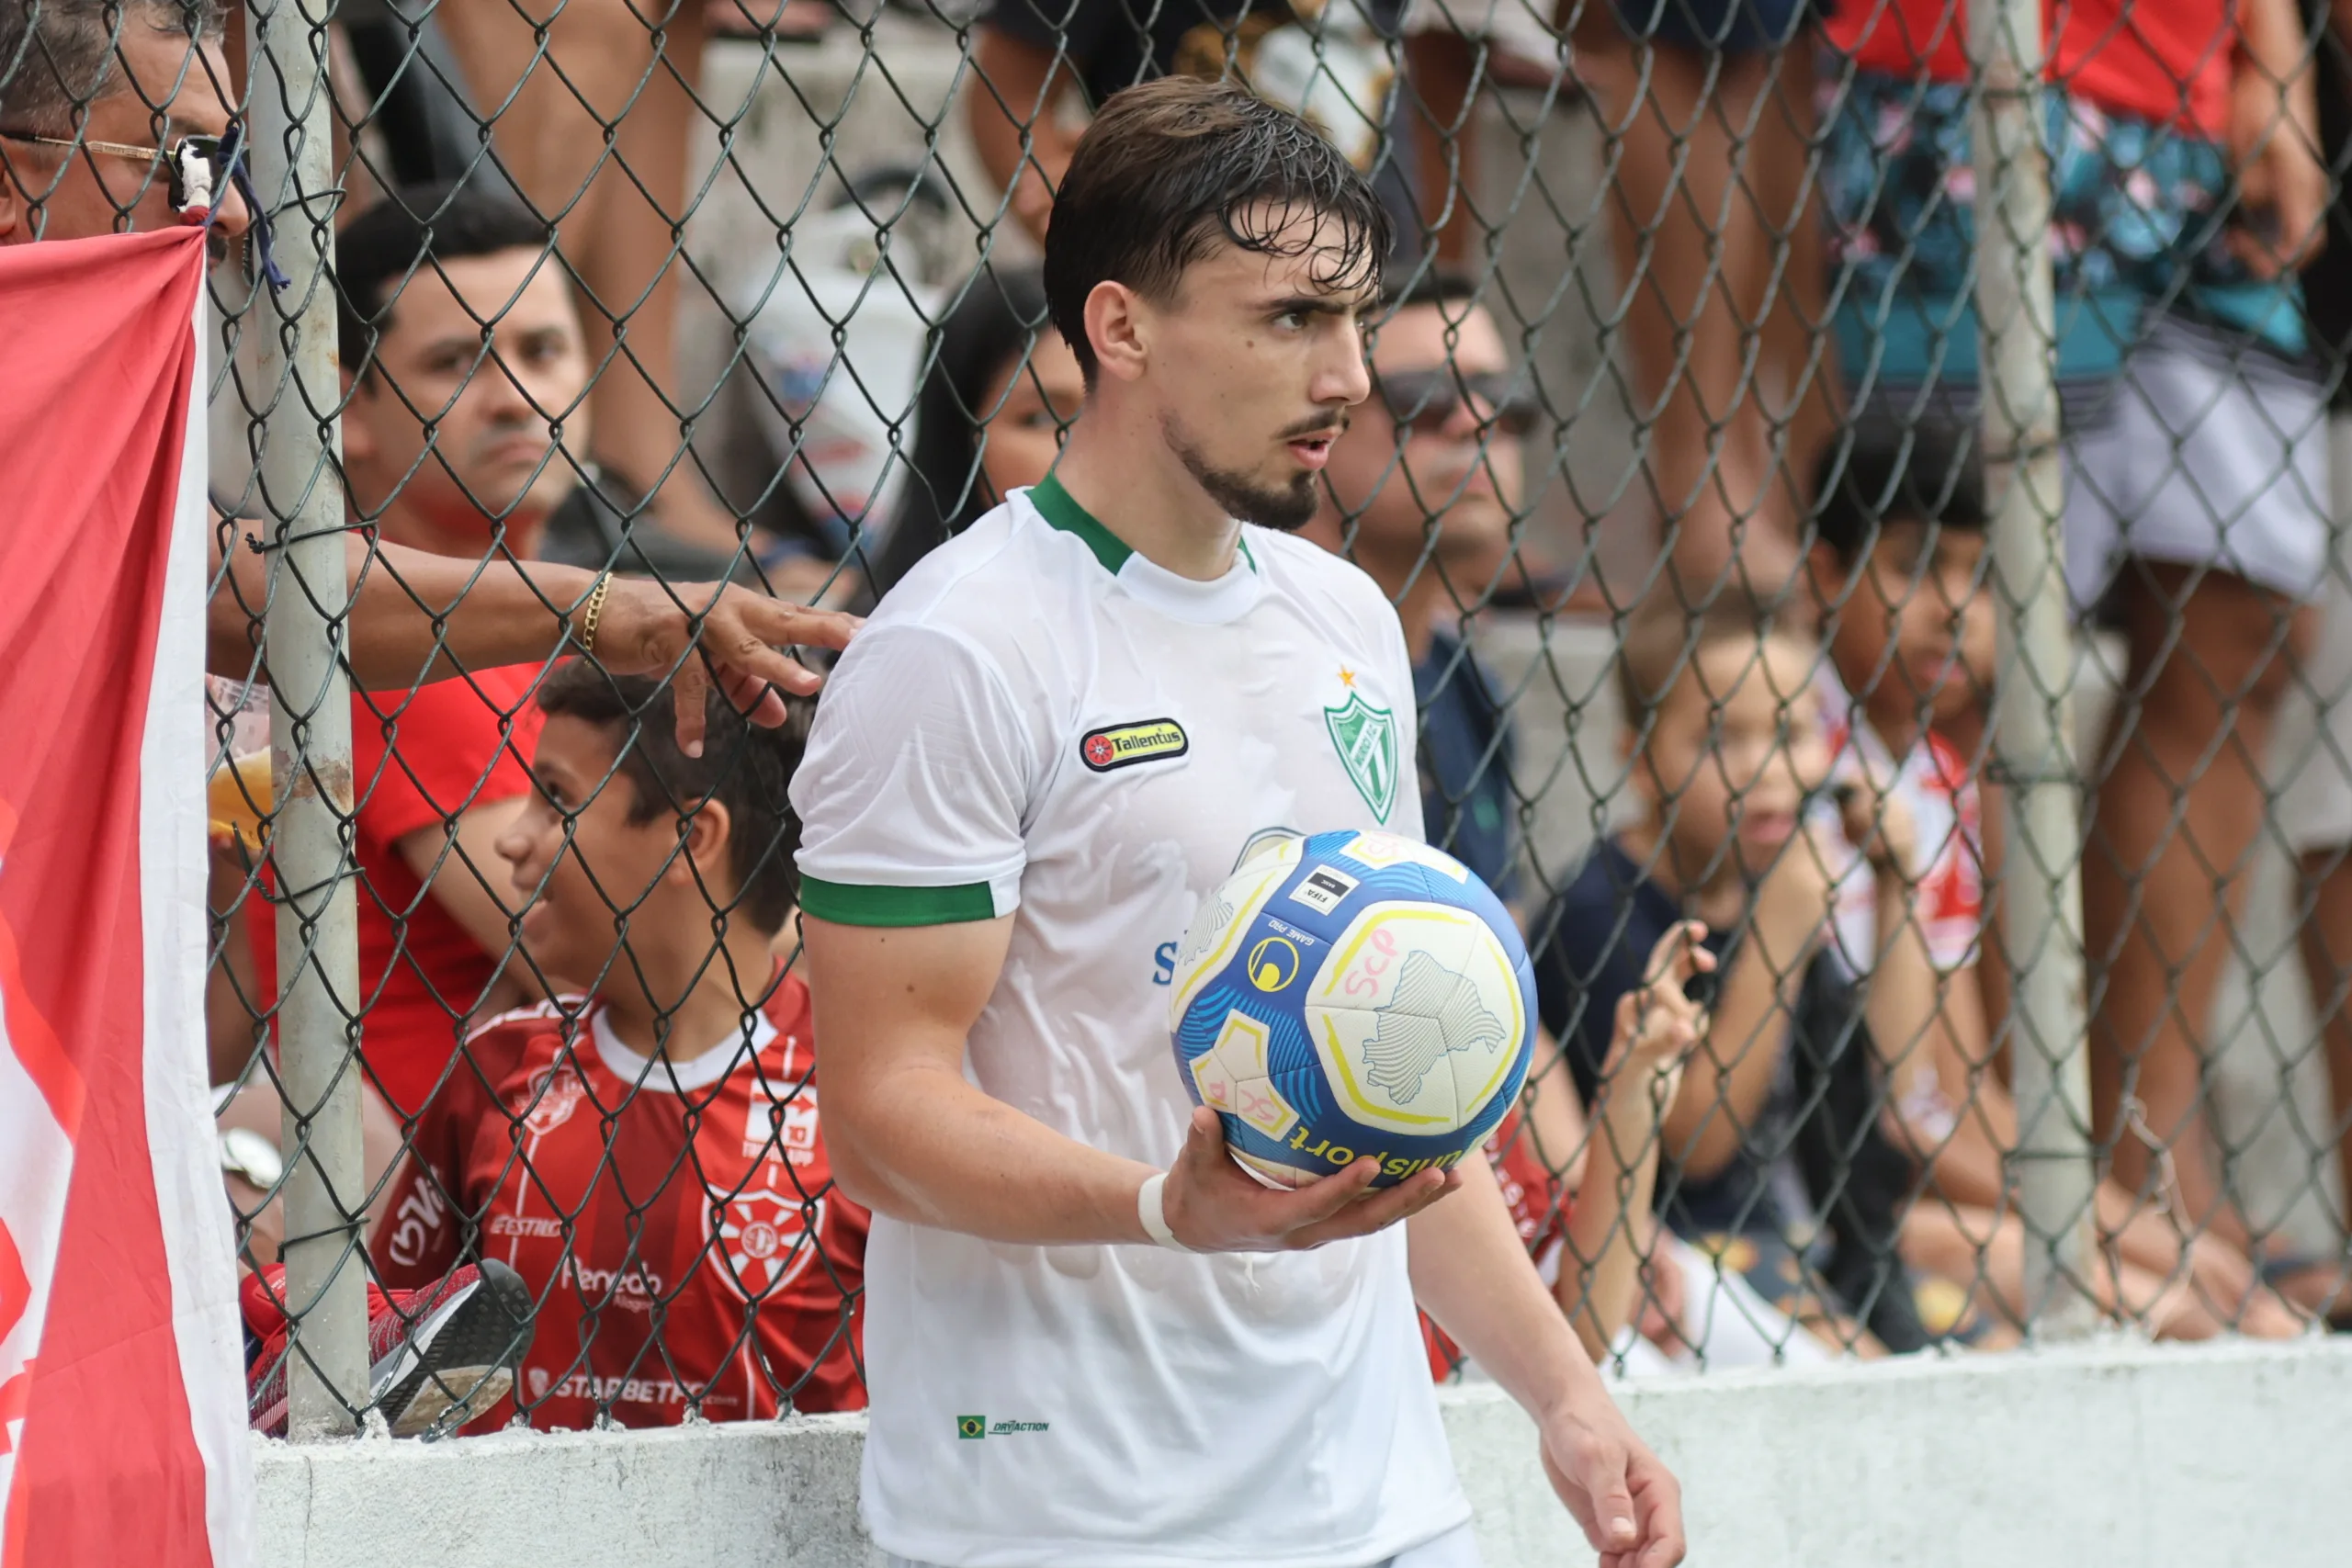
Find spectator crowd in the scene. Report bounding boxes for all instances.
[11,0,2352,1436]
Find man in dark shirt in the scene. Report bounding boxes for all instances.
[967,0,1423,261]
[1302,273,1527,890]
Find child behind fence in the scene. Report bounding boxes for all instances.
[371,662,868,1429]
[1533,586,1936,1357]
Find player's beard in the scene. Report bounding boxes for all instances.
[1162,412,1329,533]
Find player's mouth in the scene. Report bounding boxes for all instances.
[1285,433,1338,470]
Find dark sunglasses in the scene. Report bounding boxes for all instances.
[1373,369,1540,437]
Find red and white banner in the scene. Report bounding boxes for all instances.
[0,228,253,1565]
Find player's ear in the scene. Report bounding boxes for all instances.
[1083,280,1148,385]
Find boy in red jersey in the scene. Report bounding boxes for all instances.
[372,662,867,1428]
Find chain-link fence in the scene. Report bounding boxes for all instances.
[10,0,2352,1444]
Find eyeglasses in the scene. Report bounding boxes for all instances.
[0,120,286,285]
[0,126,236,217]
[1373,369,1540,438]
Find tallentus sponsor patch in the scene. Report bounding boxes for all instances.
[1080,717,1188,773]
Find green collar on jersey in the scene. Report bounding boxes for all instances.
[1030,473,1257,577]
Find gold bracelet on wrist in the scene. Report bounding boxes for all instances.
[577,570,614,655]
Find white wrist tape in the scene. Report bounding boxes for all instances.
[1137,1171,1193,1252]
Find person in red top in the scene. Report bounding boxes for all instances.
[373,660,867,1427]
[258,185,598,1114]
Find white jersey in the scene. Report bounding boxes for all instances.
[793,479,1470,1568]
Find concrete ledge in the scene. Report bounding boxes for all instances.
[255,1338,2352,1568]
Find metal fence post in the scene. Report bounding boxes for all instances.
[249,0,368,1435]
[1969,0,2100,1336]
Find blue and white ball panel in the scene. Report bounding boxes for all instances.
[1169,829,1537,1190]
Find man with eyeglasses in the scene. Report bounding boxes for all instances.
[1304,272,1533,897]
[0,0,853,741]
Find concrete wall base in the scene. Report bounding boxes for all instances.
[254,1338,2352,1568]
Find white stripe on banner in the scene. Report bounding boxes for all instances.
[0,879,74,1522]
[143,285,255,1567]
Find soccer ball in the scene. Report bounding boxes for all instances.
[1168,829,1535,1190]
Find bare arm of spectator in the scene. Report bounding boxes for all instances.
[967,28,1082,244]
[1837,774,2011,1208]
[1845,777,2286,1326]
[1662,834,1829,1179]
[206,521,856,752]
[206,838,262,1088]
[393,797,533,987]
[2233,0,2325,276]
[1557,924,1711,1361]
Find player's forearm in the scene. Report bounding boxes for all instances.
[827,1058,1156,1246]
[1412,1155,1611,1415]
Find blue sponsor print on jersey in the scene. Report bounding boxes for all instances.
[1152,941,1178,986]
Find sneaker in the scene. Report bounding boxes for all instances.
[244,1260,536,1438]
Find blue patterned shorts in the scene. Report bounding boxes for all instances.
[1820,66,2306,404]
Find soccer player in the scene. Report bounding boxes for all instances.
[372,662,865,1427]
[797,80,1682,1568]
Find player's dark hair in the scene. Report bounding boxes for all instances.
[0,0,223,141]
[534,662,811,936]
[1043,77,1391,385]
[1811,421,1988,569]
[336,180,555,377]
[1614,585,1818,734]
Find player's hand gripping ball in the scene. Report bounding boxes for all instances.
[1168,829,1535,1190]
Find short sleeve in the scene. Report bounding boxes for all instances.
[792,624,1038,927]
[352,664,545,848]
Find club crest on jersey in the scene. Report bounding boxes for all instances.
[521,1065,588,1140]
[1324,686,1398,823]
[704,1183,821,1303]
[1080,717,1188,773]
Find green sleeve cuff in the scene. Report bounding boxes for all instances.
[798,875,1000,927]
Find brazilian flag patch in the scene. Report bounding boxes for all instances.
[957,1415,987,1439]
